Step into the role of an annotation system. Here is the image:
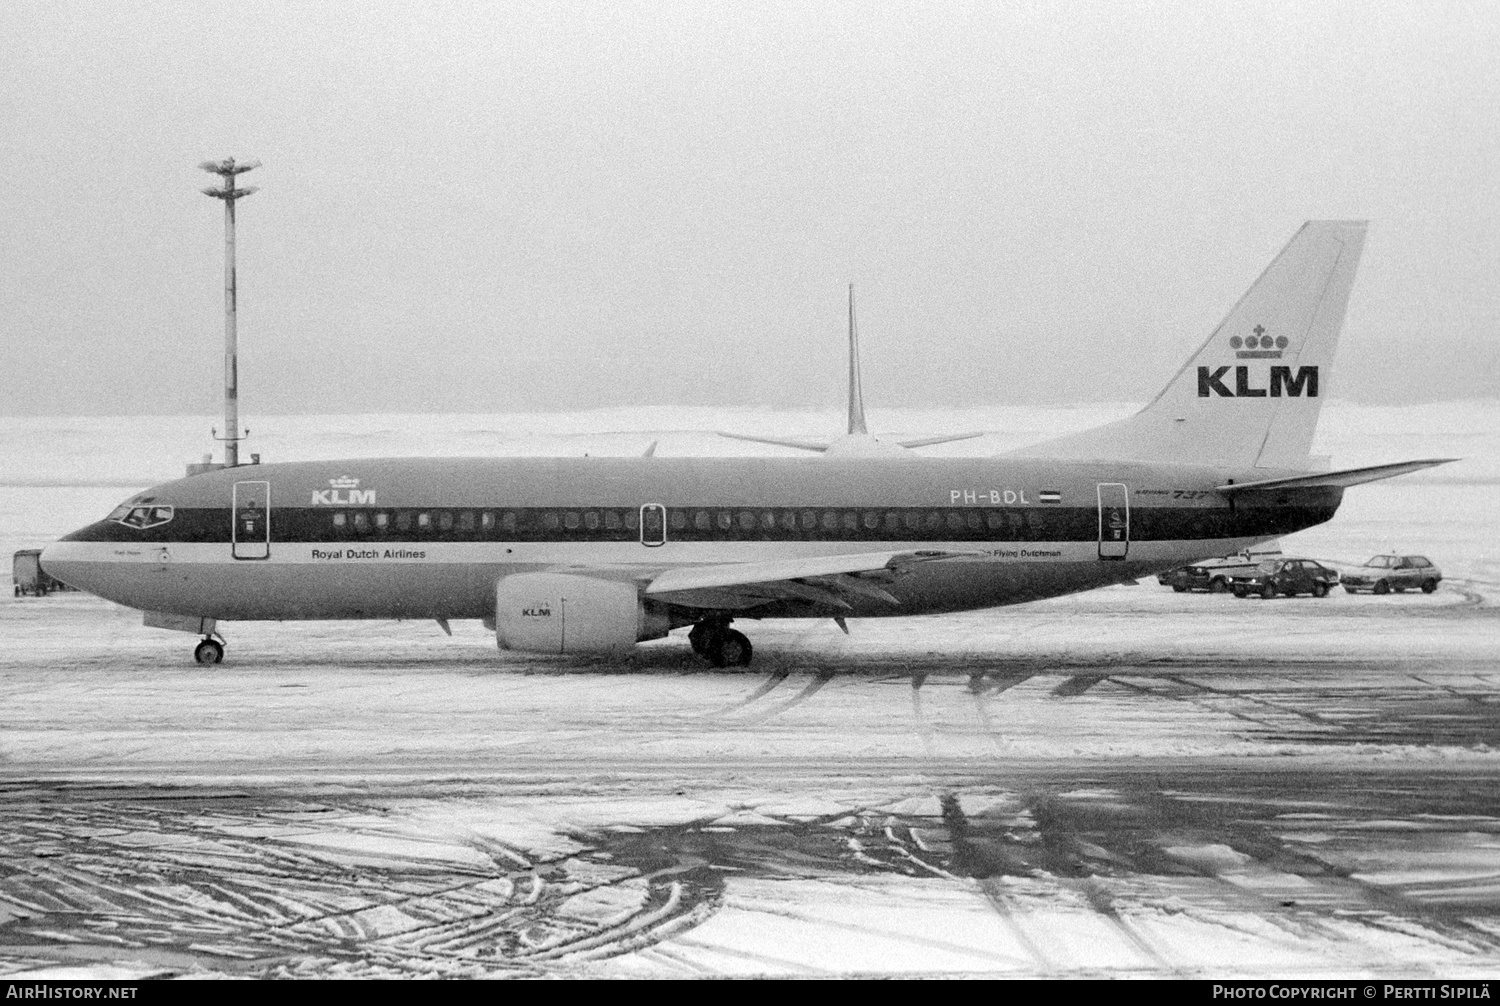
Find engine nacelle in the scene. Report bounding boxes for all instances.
[494,573,668,654]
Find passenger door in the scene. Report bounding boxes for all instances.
[640,504,666,548]
[1096,483,1129,560]
[232,481,271,560]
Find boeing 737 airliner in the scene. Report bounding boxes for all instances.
[41,222,1451,666]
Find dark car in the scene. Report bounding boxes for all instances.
[1230,558,1340,599]
[1158,558,1260,593]
[1340,555,1442,595]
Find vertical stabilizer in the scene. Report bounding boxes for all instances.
[847,283,869,435]
[1010,221,1367,470]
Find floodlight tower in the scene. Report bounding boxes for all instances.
[200,157,259,467]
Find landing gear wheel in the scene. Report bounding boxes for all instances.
[1260,583,1277,600]
[1422,580,1438,594]
[193,639,224,665]
[1373,580,1390,595]
[708,629,753,668]
[688,623,712,657]
[1173,585,1188,593]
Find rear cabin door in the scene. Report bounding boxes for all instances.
[640,504,666,547]
[232,481,271,560]
[1096,483,1129,560]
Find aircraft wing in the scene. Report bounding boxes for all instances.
[1215,458,1457,495]
[643,549,980,611]
[716,432,831,452]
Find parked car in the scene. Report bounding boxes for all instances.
[1158,557,1260,593]
[1230,558,1340,599]
[12,549,69,597]
[1340,555,1442,594]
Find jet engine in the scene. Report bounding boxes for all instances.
[494,573,670,654]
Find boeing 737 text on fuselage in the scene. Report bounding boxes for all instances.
[41,222,1452,666]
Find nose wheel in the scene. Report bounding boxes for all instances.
[688,618,753,668]
[193,637,224,665]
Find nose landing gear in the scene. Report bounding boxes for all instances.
[193,636,225,665]
[688,617,753,668]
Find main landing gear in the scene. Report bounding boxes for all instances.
[193,635,225,665]
[688,617,753,668]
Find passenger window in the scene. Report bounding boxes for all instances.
[604,510,622,531]
[862,511,880,530]
[738,511,757,532]
[946,512,964,532]
[841,512,858,532]
[624,510,639,531]
[563,512,581,530]
[375,512,390,530]
[584,511,600,531]
[801,510,818,530]
[964,511,982,531]
[716,511,733,531]
[694,510,711,531]
[985,511,1003,530]
[438,511,454,532]
[904,511,921,530]
[885,512,901,531]
[502,512,517,532]
[332,512,347,529]
[352,512,370,532]
[458,511,475,532]
[481,511,495,531]
[760,512,777,530]
[668,511,687,531]
[395,511,412,532]
[780,510,797,529]
[417,512,433,531]
[821,511,839,532]
[924,511,942,531]
[543,512,561,530]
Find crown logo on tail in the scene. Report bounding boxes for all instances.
[1231,324,1288,359]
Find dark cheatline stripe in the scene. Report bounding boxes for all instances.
[62,500,1339,547]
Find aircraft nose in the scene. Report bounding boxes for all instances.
[39,538,86,592]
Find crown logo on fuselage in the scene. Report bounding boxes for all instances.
[1231,324,1288,359]
[330,477,360,489]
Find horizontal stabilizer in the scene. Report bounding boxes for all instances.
[896,432,985,449]
[1216,458,1457,494]
[717,431,829,452]
[645,549,976,596]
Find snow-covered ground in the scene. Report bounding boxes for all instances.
[1,402,1498,978]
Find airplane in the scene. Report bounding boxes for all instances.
[41,221,1454,668]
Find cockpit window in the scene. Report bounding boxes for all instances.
[114,505,174,529]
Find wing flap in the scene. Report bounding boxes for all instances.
[644,549,976,598]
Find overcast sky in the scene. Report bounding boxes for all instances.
[1,1,1495,418]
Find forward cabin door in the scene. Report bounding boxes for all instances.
[232,481,271,560]
[1096,483,1129,560]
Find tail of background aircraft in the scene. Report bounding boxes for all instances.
[1011,220,1369,471]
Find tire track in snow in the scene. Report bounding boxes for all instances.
[910,672,937,759]
[699,669,790,719]
[737,670,835,725]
